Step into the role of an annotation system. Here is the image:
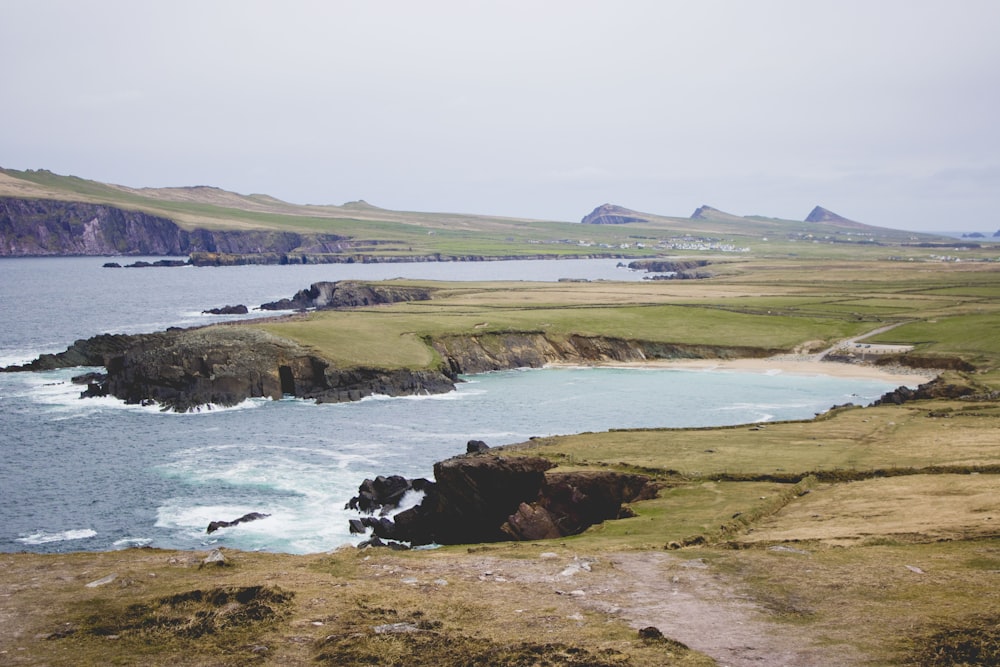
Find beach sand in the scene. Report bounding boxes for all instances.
[553,356,935,387]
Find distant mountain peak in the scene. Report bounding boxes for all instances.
[805,206,855,224]
[691,205,741,221]
[581,203,648,225]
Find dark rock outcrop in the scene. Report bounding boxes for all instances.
[202,304,249,315]
[869,378,974,406]
[1,333,150,372]
[124,259,189,268]
[347,475,429,514]
[349,454,657,546]
[206,512,270,534]
[259,281,434,311]
[580,204,648,225]
[466,439,490,454]
[508,470,657,538]
[627,259,711,273]
[397,455,555,545]
[92,327,457,412]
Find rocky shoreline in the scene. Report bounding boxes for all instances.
[2,279,793,411]
[4,275,959,413]
[346,444,658,548]
[3,326,787,412]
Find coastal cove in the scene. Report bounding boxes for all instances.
[1,364,907,555]
[0,257,919,555]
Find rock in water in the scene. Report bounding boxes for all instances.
[206,511,270,534]
[202,304,249,315]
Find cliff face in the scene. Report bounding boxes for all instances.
[0,197,350,256]
[1,198,191,255]
[4,326,781,412]
[97,327,456,412]
[431,332,778,375]
[349,453,658,546]
[260,281,435,310]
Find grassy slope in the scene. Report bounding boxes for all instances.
[252,261,1000,377]
[0,167,964,260]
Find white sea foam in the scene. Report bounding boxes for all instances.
[356,390,463,403]
[389,489,426,515]
[173,399,270,414]
[155,497,361,554]
[113,537,153,548]
[161,443,383,484]
[17,528,97,545]
[0,351,44,368]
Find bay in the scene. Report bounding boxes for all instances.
[0,257,901,554]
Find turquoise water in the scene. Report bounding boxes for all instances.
[0,258,901,554]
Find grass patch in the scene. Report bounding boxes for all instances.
[905,615,1000,666]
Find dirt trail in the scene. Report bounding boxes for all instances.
[579,552,861,667]
[411,550,864,667]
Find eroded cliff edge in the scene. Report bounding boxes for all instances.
[4,326,782,412]
[2,278,790,411]
[0,197,352,256]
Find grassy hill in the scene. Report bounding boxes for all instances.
[0,167,961,261]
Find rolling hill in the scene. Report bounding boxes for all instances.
[0,167,951,261]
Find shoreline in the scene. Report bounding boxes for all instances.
[549,356,936,387]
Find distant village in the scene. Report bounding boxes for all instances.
[530,236,751,253]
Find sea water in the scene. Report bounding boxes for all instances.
[0,258,903,554]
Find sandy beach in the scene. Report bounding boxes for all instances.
[554,356,936,387]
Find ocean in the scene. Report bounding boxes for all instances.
[0,257,902,554]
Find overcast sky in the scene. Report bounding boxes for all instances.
[3,1,999,232]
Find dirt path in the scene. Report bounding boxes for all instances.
[578,552,861,667]
[408,550,864,667]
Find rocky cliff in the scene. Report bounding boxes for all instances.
[260,281,435,310]
[430,332,777,375]
[4,274,784,411]
[4,325,780,412]
[0,197,351,256]
[348,453,657,546]
[90,327,456,412]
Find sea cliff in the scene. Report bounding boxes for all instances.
[0,196,352,257]
[4,327,781,412]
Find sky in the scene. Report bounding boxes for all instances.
[2,1,999,233]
